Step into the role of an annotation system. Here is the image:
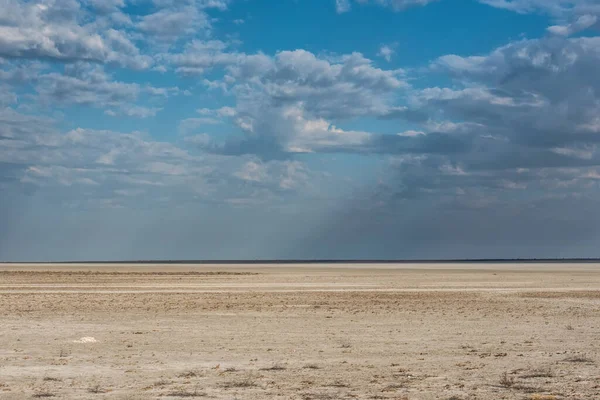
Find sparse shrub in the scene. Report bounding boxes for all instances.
[521,367,553,378]
[303,363,320,369]
[32,392,55,398]
[563,354,593,363]
[512,384,546,393]
[381,383,405,391]
[259,363,286,371]
[325,380,348,388]
[87,384,106,394]
[500,372,515,388]
[220,376,258,388]
[153,378,170,387]
[166,385,206,397]
[177,369,202,378]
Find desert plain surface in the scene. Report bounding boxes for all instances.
[0,262,599,400]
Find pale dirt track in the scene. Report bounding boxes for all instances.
[0,263,599,400]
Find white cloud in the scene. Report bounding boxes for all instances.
[0,0,148,68]
[138,6,209,42]
[338,0,439,12]
[547,14,598,36]
[479,0,600,36]
[377,44,395,62]
[107,106,162,118]
[31,64,174,117]
[1,111,318,209]
[336,0,352,13]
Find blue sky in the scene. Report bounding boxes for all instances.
[2,0,600,261]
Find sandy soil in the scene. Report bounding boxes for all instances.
[0,263,599,399]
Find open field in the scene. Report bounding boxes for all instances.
[0,263,599,399]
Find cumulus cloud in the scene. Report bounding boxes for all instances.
[138,6,210,42]
[477,0,591,15]
[344,0,600,36]
[336,0,439,12]
[171,48,410,158]
[3,0,600,259]
[372,35,600,208]
[335,0,352,13]
[0,109,319,212]
[377,44,395,62]
[547,14,598,36]
[32,63,175,116]
[0,0,149,68]
[479,0,600,35]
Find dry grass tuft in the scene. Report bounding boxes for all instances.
[177,369,202,378]
[300,394,339,400]
[324,380,349,388]
[220,376,258,389]
[563,354,594,363]
[521,367,553,379]
[512,384,546,393]
[381,383,406,391]
[32,392,55,398]
[259,363,286,371]
[500,372,515,388]
[303,363,320,370]
[87,384,106,394]
[166,385,206,397]
[153,378,171,387]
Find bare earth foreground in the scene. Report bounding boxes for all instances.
[1,263,599,400]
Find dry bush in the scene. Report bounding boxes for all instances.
[500,372,515,388]
[521,367,553,378]
[381,383,406,391]
[220,376,258,389]
[32,392,55,398]
[177,369,202,378]
[300,394,338,400]
[87,384,106,394]
[259,363,286,371]
[563,354,594,363]
[153,378,171,387]
[324,380,348,388]
[303,363,320,370]
[166,384,206,397]
[512,384,546,393]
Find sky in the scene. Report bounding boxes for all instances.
[2,0,600,261]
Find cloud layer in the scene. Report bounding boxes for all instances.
[2,0,600,260]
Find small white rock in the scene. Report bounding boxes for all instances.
[73,337,97,343]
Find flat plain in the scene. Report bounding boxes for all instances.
[0,263,599,399]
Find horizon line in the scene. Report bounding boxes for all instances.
[3,258,600,264]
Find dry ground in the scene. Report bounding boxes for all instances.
[0,263,599,399]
